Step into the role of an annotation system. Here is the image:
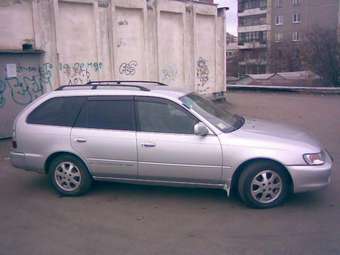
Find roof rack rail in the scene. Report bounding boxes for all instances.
[55,80,168,91]
[86,80,168,86]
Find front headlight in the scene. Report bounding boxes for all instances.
[303,151,326,165]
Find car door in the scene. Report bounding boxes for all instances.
[71,96,138,178]
[135,96,223,184]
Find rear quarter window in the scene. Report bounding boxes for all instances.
[26,97,85,126]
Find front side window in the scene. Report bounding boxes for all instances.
[27,97,85,126]
[75,97,135,131]
[136,98,198,134]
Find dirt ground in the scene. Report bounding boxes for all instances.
[0,91,339,255]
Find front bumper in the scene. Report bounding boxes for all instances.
[287,152,333,193]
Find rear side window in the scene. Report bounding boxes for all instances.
[27,97,85,126]
[74,98,135,131]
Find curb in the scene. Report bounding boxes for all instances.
[227,85,340,94]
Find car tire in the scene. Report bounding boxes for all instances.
[48,154,92,196]
[238,161,290,209]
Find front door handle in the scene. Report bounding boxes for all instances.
[75,138,87,143]
[141,142,156,148]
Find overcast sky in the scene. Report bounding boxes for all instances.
[215,0,238,36]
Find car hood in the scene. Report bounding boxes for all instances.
[221,117,322,152]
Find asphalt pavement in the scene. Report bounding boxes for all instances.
[0,91,339,255]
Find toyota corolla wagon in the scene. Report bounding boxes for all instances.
[10,81,333,208]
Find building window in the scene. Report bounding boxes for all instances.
[274,32,283,42]
[275,0,282,8]
[275,15,284,25]
[292,0,301,6]
[292,13,301,23]
[292,31,301,41]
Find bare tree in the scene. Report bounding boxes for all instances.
[301,28,340,86]
[226,51,240,79]
[268,39,303,73]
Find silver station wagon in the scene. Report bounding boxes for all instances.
[10,81,333,208]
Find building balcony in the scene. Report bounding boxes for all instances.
[239,59,267,65]
[238,8,267,17]
[238,41,267,49]
[238,24,270,33]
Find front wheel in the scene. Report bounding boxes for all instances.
[238,161,290,209]
[48,155,92,196]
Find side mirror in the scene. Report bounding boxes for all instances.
[194,122,209,136]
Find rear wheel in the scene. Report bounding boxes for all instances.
[48,155,92,196]
[238,161,290,209]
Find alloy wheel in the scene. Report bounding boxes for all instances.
[54,161,82,192]
[250,170,282,204]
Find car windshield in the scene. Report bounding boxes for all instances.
[180,93,244,133]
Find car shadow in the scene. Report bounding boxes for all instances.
[26,175,330,210]
[284,191,331,209]
[27,175,245,207]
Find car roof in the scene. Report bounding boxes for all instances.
[50,83,192,100]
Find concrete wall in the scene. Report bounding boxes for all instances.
[0,0,226,138]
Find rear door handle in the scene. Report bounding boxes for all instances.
[141,142,156,148]
[75,138,87,143]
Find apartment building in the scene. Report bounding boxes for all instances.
[226,33,238,58]
[238,0,339,75]
[226,33,239,78]
[238,0,270,74]
[337,0,340,41]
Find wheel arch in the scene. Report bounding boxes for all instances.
[230,158,294,195]
[44,151,90,174]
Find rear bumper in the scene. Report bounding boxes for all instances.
[10,152,27,170]
[287,153,333,193]
[10,151,44,173]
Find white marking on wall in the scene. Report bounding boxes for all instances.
[159,11,184,87]
[58,1,100,85]
[115,7,145,80]
[196,14,216,94]
[0,1,34,49]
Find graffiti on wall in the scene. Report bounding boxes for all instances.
[0,61,104,107]
[161,64,177,84]
[196,57,209,93]
[0,63,53,107]
[118,19,128,26]
[119,60,137,76]
[59,62,103,85]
